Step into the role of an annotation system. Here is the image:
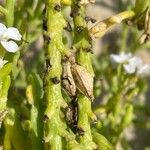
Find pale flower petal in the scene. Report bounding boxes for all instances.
[0,58,8,69]
[110,52,150,76]
[3,27,22,41]
[110,52,132,64]
[123,57,143,74]
[129,57,143,68]
[0,23,22,52]
[0,23,7,36]
[137,65,150,75]
[123,63,136,74]
[1,41,19,53]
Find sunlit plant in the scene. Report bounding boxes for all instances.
[0,0,150,150]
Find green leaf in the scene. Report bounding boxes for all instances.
[92,130,115,150]
[0,76,11,111]
[120,104,133,129]
[134,0,150,15]
[0,63,12,81]
[28,72,43,104]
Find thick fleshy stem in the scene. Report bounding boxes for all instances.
[0,64,11,127]
[61,0,72,6]
[43,1,64,148]
[71,1,97,149]
[43,1,79,149]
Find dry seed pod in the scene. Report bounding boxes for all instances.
[89,11,135,38]
[140,8,150,44]
[71,63,94,101]
[62,61,76,96]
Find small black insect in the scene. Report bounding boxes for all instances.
[54,4,61,12]
[76,127,85,136]
[46,58,52,68]
[43,19,47,31]
[51,77,60,84]
[77,26,84,33]
[85,16,96,23]
[64,22,72,32]
[43,115,49,123]
[43,35,51,44]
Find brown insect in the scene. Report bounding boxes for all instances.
[62,54,94,101]
[62,61,76,97]
[66,105,77,126]
[71,63,94,101]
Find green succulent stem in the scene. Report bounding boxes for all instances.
[0,0,147,149]
[0,63,12,128]
[61,0,72,5]
[72,1,96,149]
[43,1,72,149]
[134,0,150,15]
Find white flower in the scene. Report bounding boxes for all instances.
[110,52,132,64]
[123,56,150,75]
[0,23,22,53]
[110,53,150,76]
[0,58,7,69]
[123,57,142,74]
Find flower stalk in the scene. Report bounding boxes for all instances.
[5,0,15,27]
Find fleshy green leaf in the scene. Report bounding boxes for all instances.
[0,63,12,81]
